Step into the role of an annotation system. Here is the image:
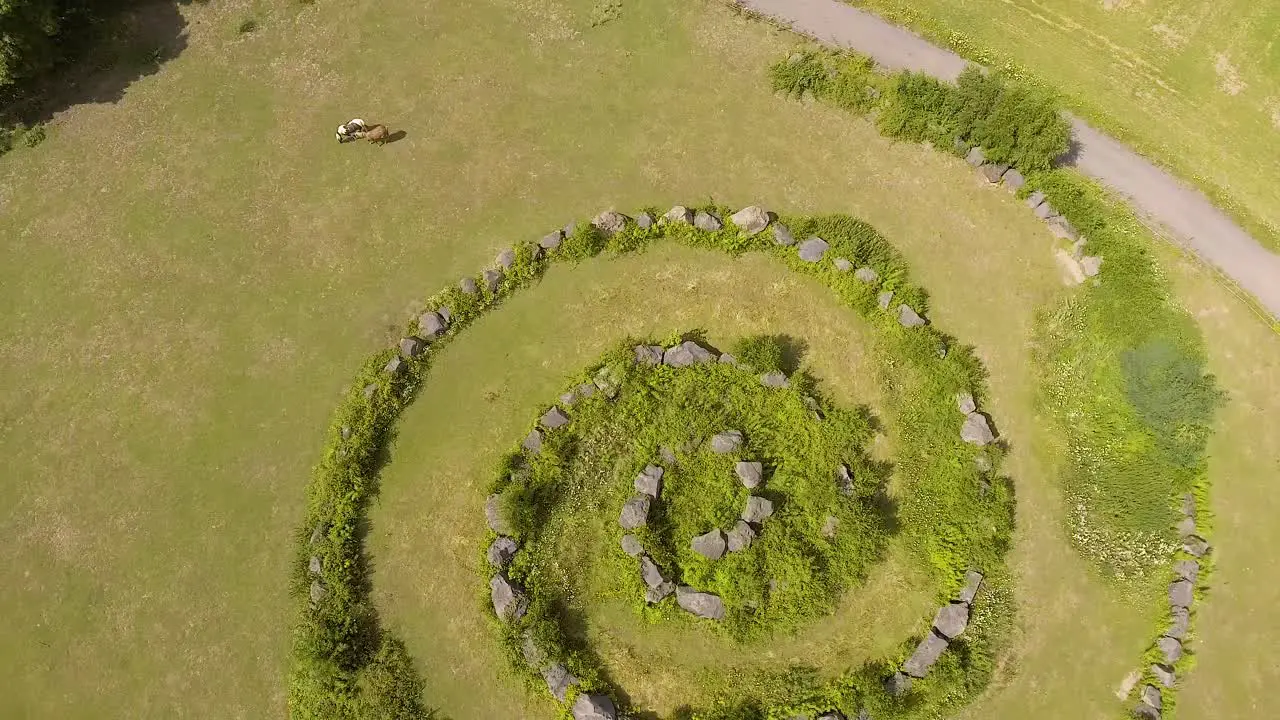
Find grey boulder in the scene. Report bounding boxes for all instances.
[742,495,774,523]
[1141,684,1163,711]
[884,672,912,697]
[523,429,544,453]
[1033,201,1059,220]
[592,211,628,235]
[833,257,853,272]
[496,248,517,270]
[482,269,502,292]
[1081,255,1103,277]
[898,305,926,327]
[1157,636,1183,664]
[773,223,796,246]
[640,555,666,589]
[902,632,948,677]
[694,210,724,232]
[1183,535,1210,557]
[1003,168,1026,190]
[487,536,518,567]
[572,693,617,720]
[310,580,327,603]
[619,495,651,530]
[490,573,528,621]
[980,163,1009,183]
[761,371,789,388]
[543,663,578,702]
[634,465,664,497]
[384,357,405,375]
[1176,516,1196,538]
[691,529,727,560]
[877,291,894,310]
[965,147,985,166]
[419,311,448,338]
[961,413,996,446]
[710,430,744,453]
[1168,579,1193,609]
[663,205,693,224]
[932,602,970,639]
[635,212,655,229]
[459,276,478,295]
[486,494,512,534]
[1167,606,1190,639]
[664,340,714,367]
[676,586,726,620]
[620,534,643,557]
[400,336,425,358]
[957,570,984,604]
[540,230,563,250]
[1025,190,1046,209]
[645,581,675,603]
[955,393,977,414]
[854,267,879,283]
[798,236,829,262]
[309,555,322,575]
[541,407,570,430]
[634,344,664,365]
[727,520,756,552]
[1173,559,1199,583]
[730,206,770,235]
[1151,663,1175,688]
[1132,704,1160,720]
[735,461,763,488]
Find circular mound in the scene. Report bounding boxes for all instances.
[485,336,889,647]
[290,205,1015,720]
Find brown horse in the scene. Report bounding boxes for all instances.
[362,124,389,145]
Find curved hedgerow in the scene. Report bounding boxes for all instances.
[287,206,1015,720]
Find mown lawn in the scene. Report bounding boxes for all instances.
[1,0,1276,718]
[853,0,1280,249]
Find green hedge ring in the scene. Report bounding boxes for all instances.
[289,205,1015,720]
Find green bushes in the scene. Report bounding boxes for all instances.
[1028,170,1220,577]
[771,50,1070,173]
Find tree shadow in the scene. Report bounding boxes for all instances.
[383,130,408,144]
[3,0,191,126]
[1055,135,1083,167]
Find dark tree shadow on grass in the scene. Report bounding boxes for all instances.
[3,0,191,127]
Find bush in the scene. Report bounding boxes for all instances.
[238,18,258,34]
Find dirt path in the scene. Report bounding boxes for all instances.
[739,0,1280,319]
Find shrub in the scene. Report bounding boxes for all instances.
[22,123,46,147]
[238,18,258,34]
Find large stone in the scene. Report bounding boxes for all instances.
[620,534,643,557]
[539,230,563,250]
[957,570,984,604]
[1183,535,1210,557]
[955,393,977,414]
[523,429,544,452]
[727,520,756,552]
[310,580,327,603]
[619,495,651,529]
[884,672,912,697]
[486,494,512,534]
[742,495,774,524]
[634,465,664,497]
[730,206,770,235]
[1080,255,1103,277]
[482,269,502,292]
[459,276,478,295]
[1167,606,1190,639]
[1173,559,1199,583]
[400,336,425,357]
[634,344,664,365]
[664,340,714,367]
[854,267,879,283]
[663,205,693,224]
[898,305,926,327]
[965,147,985,167]
[659,445,677,465]
[735,461,763,488]
[309,523,327,545]
[980,163,1009,183]
[1157,636,1183,664]
[543,663,578,702]
[797,236,830,262]
[961,412,996,446]
[761,371,790,388]
[1182,493,1196,518]
[877,291,894,310]
[1025,190,1046,209]
[490,573,528,621]
[676,586,726,620]
[902,631,949,677]
[383,357,404,375]
[815,713,846,720]
[521,631,546,668]
[1003,168,1026,190]
[541,407,570,430]
[691,529,727,560]
[821,515,839,538]
[496,248,517,270]
[932,602,970,639]
[571,693,617,720]
[1141,684,1163,711]
[635,212,655,229]
[1132,704,1160,720]
[833,257,853,272]
[645,581,675,603]
[1048,217,1080,241]
[694,210,723,232]
[1175,516,1196,538]
[1151,663,1176,688]
[308,555,322,575]
[710,430,743,454]
[1168,579,1193,609]
[718,352,738,365]
[487,536,518,567]
[640,554,666,589]
[1033,201,1059,220]
[592,211,628,235]
[773,223,796,246]
[836,463,855,496]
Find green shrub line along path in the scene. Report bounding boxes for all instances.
[734,0,1280,321]
[296,208,1016,719]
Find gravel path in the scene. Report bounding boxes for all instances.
[740,0,1280,319]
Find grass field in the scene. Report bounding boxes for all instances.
[852,0,1280,250]
[1,0,1279,718]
